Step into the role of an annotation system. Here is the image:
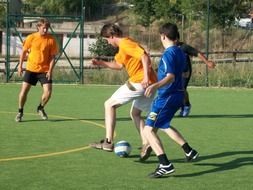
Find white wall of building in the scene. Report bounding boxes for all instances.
[1,32,96,57]
[1,33,23,56]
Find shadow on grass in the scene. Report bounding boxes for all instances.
[49,117,132,122]
[20,117,132,122]
[184,114,253,118]
[133,150,253,177]
[175,150,253,177]
[19,119,46,123]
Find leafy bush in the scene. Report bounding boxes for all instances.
[88,35,118,57]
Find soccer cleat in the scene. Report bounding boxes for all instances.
[89,139,114,152]
[139,144,152,161]
[182,105,191,117]
[185,149,199,162]
[37,107,48,120]
[15,112,23,122]
[148,164,175,178]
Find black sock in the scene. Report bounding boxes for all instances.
[18,108,23,113]
[105,138,111,144]
[182,143,192,154]
[37,104,44,110]
[158,154,171,165]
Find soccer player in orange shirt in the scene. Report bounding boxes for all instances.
[90,23,157,152]
[15,18,58,122]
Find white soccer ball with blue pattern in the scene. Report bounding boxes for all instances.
[114,140,131,157]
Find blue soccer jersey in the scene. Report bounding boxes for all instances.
[157,45,186,97]
[146,45,186,129]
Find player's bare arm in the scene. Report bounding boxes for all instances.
[92,59,123,70]
[145,73,175,97]
[46,56,56,80]
[140,53,150,88]
[18,50,28,76]
[198,52,216,69]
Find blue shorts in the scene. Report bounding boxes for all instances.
[145,92,184,129]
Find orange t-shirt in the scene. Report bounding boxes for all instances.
[114,38,157,84]
[23,32,58,73]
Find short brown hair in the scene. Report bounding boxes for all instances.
[159,23,178,41]
[100,23,123,38]
[37,18,50,28]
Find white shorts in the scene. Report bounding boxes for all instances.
[110,82,154,112]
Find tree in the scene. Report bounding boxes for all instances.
[131,0,156,27]
[131,0,251,29]
[0,4,6,28]
[131,0,184,27]
[179,0,251,29]
[88,35,118,57]
[22,0,115,19]
[23,0,82,15]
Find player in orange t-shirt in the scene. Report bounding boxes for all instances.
[15,18,58,122]
[89,23,157,154]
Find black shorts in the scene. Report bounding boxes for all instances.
[23,70,52,86]
[183,72,192,90]
[183,62,192,89]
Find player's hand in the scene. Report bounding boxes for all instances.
[17,67,23,76]
[46,72,52,80]
[141,77,149,89]
[207,61,216,69]
[91,59,102,66]
[144,83,157,98]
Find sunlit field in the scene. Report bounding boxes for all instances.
[0,84,253,190]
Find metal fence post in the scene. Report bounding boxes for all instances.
[79,0,85,84]
[205,0,210,87]
[5,0,10,82]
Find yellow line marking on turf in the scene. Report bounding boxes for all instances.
[0,146,90,162]
[0,111,106,162]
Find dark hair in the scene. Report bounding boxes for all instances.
[100,23,123,38]
[159,23,178,41]
[37,18,50,28]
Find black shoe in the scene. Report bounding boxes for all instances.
[15,112,23,122]
[185,149,199,162]
[37,107,48,120]
[148,164,175,178]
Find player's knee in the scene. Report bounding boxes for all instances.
[104,99,114,109]
[104,98,120,109]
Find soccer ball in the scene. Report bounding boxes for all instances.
[114,140,131,158]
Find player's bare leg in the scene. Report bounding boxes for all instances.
[104,98,122,142]
[18,82,31,109]
[143,126,165,155]
[15,82,31,122]
[37,83,52,120]
[40,83,52,106]
[164,126,186,146]
[130,105,147,144]
[89,98,120,151]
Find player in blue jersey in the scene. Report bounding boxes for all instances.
[143,23,199,178]
[139,32,216,161]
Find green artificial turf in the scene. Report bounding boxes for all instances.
[0,84,253,190]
